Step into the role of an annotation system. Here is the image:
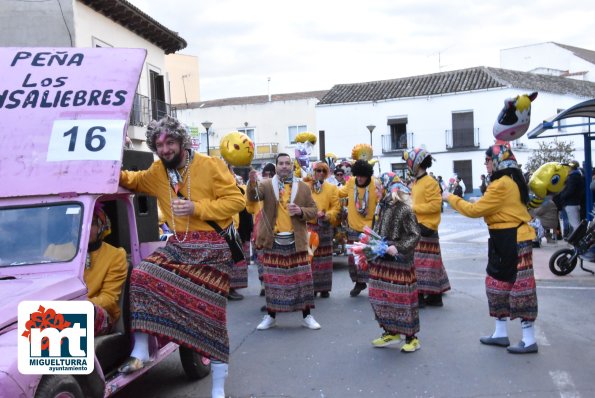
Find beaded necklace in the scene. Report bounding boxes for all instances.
[167,152,191,242]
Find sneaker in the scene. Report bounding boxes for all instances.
[320,291,330,298]
[302,315,321,330]
[401,337,421,353]
[372,332,402,348]
[256,315,276,330]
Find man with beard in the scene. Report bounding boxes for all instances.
[247,153,321,330]
[338,160,379,297]
[118,116,245,398]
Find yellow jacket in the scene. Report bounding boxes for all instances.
[338,177,378,232]
[309,182,341,226]
[84,242,127,321]
[411,174,442,230]
[120,153,245,231]
[447,175,535,242]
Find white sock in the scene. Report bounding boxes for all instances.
[492,318,508,338]
[521,320,536,346]
[129,332,150,362]
[211,361,228,398]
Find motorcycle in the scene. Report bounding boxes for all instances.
[549,214,595,276]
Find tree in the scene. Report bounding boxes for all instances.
[524,139,574,174]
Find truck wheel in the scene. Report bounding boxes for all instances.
[549,248,577,276]
[35,375,84,398]
[179,346,211,380]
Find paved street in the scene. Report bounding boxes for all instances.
[115,208,595,398]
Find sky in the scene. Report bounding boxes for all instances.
[129,0,595,101]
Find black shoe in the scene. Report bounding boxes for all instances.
[320,291,330,298]
[228,289,244,301]
[507,341,538,354]
[259,288,265,297]
[349,283,367,297]
[417,293,426,308]
[260,305,267,312]
[424,294,443,307]
[480,336,510,347]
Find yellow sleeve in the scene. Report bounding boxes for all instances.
[447,180,504,218]
[88,246,127,319]
[192,157,246,221]
[119,161,163,195]
[413,178,442,215]
[337,179,351,198]
[325,184,341,224]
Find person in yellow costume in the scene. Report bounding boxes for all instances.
[443,142,538,354]
[118,116,245,398]
[307,161,341,298]
[404,147,450,307]
[338,160,379,297]
[84,205,127,336]
[247,153,321,331]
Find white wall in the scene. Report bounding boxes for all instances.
[317,88,594,193]
[501,43,595,82]
[74,2,173,150]
[176,97,321,156]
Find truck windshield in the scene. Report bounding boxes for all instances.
[0,203,82,267]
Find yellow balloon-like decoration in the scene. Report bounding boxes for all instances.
[219,131,255,167]
[528,162,570,208]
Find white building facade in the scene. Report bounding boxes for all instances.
[317,67,595,195]
[175,91,327,169]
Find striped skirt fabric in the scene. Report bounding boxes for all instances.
[485,241,538,321]
[229,241,250,289]
[129,231,232,363]
[369,254,419,336]
[308,223,334,293]
[260,242,315,313]
[93,304,113,336]
[347,227,369,284]
[414,234,451,294]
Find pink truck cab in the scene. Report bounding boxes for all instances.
[0,48,209,398]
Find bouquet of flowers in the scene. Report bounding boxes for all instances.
[346,226,389,271]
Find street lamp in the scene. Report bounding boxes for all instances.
[366,125,376,146]
[201,121,213,155]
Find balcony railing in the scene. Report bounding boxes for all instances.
[381,133,410,154]
[445,128,480,150]
[129,93,177,127]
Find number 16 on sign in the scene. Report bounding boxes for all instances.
[47,119,126,161]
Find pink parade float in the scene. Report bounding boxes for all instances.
[0,48,209,398]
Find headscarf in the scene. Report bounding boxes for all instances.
[403,147,433,175]
[486,142,519,171]
[93,204,111,241]
[486,143,529,204]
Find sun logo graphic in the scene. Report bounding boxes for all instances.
[18,301,94,374]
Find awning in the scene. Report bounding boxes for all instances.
[528,98,595,139]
